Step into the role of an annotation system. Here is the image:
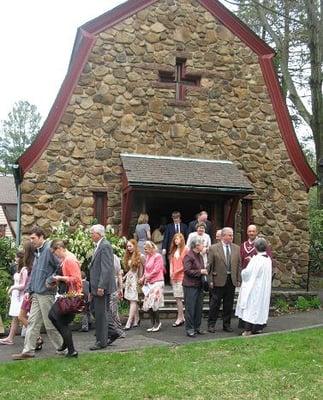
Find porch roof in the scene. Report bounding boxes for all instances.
[121,154,254,194]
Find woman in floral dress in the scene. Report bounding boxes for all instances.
[123,239,144,330]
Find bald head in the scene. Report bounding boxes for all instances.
[247,225,258,241]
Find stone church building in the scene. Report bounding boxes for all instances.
[17,0,316,287]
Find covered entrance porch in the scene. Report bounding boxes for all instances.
[120,154,254,240]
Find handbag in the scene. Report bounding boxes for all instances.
[57,293,86,315]
[201,274,209,292]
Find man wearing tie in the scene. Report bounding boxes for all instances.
[207,227,241,333]
[89,224,117,350]
[162,211,188,256]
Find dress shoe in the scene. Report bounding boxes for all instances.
[172,320,185,327]
[152,322,162,332]
[146,326,154,332]
[195,330,206,335]
[207,327,216,333]
[186,332,196,338]
[89,343,107,351]
[107,334,119,345]
[124,326,131,331]
[223,326,234,332]
[66,351,78,358]
[12,352,35,360]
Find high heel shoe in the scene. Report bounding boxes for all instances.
[124,325,132,331]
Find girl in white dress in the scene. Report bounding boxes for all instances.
[0,251,28,345]
[123,239,144,330]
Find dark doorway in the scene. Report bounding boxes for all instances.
[133,189,225,237]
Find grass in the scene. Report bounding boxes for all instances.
[0,328,322,400]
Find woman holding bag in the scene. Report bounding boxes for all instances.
[48,240,82,357]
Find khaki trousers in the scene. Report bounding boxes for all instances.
[23,293,62,354]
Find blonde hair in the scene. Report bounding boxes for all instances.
[144,240,157,251]
[138,213,149,224]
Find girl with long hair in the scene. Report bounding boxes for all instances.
[123,239,145,330]
[0,250,28,345]
[169,233,188,327]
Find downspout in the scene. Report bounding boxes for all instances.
[12,164,22,246]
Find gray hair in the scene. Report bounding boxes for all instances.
[221,227,233,237]
[255,238,267,253]
[90,224,105,237]
[190,236,204,250]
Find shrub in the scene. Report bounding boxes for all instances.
[274,298,289,313]
[294,296,321,311]
[0,237,16,318]
[308,188,323,274]
[50,221,126,270]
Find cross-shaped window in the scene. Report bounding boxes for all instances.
[158,58,201,101]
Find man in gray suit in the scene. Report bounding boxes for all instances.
[207,227,241,333]
[89,224,117,350]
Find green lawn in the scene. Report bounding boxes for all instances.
[1,328,322,400]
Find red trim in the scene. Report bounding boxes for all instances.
[18,0,316,189]
[259,55,317,189]
[199,0,273,55]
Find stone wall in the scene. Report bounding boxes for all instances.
[21,0,309,287]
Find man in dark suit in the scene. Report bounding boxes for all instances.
[207,227,241,333]
[162,211,188,256]
[188,211,213,238]
[89,224,117,350]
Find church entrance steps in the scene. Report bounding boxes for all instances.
[139,287,319,320]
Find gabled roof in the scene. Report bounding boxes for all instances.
[121,153,254,193]
[0,176,17,204]
[18,0,317,189]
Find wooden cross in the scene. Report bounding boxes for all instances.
[158,58,201,101]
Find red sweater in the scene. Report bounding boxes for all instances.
[62,254,82,294]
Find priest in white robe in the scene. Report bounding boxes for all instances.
[235,238,272,336]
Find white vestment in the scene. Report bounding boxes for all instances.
[235,252,272,325]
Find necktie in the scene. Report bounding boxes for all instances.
[175,224,179,233]
[226,245,231,273]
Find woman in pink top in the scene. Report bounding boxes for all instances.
[139,241,165,332]
[169,233,188,327]
[48,240,82,358]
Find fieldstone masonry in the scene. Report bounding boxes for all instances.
[21,0,309,287]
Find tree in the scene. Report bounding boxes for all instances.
[0,100,41,174]
[225,0,322,207]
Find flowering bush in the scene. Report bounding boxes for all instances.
[0,237,16,318]
[50,221,126,270]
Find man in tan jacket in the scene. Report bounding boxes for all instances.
[207,227,241,333]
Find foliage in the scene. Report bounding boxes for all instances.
[0,237,16,317]
[308,187,323,273]
[274,295,321,313]
[295,295,321,310]
[274,298,289,313]
[0,100,41,174]
[118,299,130,316]
[50,221,126,270]
[0,329,322,399]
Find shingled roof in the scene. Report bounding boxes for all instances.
[121,154,253,193]
[0,176,17,204]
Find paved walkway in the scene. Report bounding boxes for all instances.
[0,310,322,363]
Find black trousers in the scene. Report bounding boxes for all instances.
[183,286,203,334]
[208,275,235,328]
[48,302,76,354]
